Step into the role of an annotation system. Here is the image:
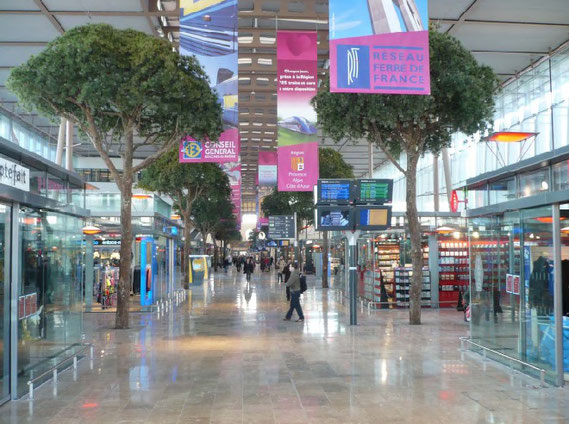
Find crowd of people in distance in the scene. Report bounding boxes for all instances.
[227,254,304,321]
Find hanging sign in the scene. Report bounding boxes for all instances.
[450,190,459,213]
[329,0,430,95]
[277,31,319,192]
[258,152,278,186]
[179,128,239,163]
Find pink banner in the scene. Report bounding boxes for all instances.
[179,128,239,163]
[330,31,430,94]
[277,31,319,192]
[258,151,277,186]
[277,142,319,191]
[221,162,241,230]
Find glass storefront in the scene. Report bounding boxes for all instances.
[469,206,561,383]
[17,208,84,397]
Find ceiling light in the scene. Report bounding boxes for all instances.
[486,132,538,143]
[435,226,455,234]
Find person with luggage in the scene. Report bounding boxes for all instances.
[283,263,304,322]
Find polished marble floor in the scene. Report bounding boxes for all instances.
[1,270,568,424]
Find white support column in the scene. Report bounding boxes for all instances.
[442,148,452,206]
[65,119,73,171]
[368,143,374,177]
[55,117,66,166]
[552,203,564,386]
[433,155,439,212]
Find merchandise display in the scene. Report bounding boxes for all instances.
[394,267,431,306]
[439,240,469,307]
[373,240,400,304]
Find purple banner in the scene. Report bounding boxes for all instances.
[179,128,239,163]
[329,0,430,95]
[221,161,241,230]
[277,31,319,192]
[258,151,277,186]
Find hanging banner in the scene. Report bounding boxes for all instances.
[329,0,430,95]
[221,161,241,230]
[277,31,319,192]
[180,0,240,225]
[258,152,278,186]
[179,128,239,163]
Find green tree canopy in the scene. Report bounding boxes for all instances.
[7,23,223,328]
[312,29,498,324]
[138,148,230,282]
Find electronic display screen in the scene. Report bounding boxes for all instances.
[355,179,393,203]
[356,206,392,230]
[316,207,353,231]
[318,179,353,204]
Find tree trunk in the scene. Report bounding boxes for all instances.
[322,231,329,288]
[406,152,423,325]
[182,209,192,289]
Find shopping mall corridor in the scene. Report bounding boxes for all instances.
[1,270,568,424]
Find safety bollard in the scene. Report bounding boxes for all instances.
[73,356,77,370]
[53,369,58,385]
[90,345,94,360]
[29,382,34,400]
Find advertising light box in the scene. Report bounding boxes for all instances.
[316,206,354,231]
[356,206,392,230]
[354,179,393,204]
[317,179,353,204]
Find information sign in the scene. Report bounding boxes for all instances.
[355,206,392,230]
[354,179,393,204]
[316,206,354,231]
[317,179,353,204]
[268,215,296,239]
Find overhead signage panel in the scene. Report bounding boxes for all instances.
[355,205,392,230]
[268,215,296,239]
[317,179,353,204]
[354,179,393,204]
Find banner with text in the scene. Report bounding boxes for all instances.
[180,0,240,225]
[221,161,241,230]
[277,31,319,192]
[329,0,430,95]
[179,128,239,163]
[258,151,277,186]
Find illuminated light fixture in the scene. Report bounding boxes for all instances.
[435,226,455,234]
[170,214,181,220]
[535,216,566,224]
[561,226,569,234]
[486,132,538,143]
[471,231,480,239]
[132,194,152,199]
[82,225,102,235]
[453,231,461,239]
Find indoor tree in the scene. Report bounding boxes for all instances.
[7,24,222,328]
[312,29,498,324]
[190,179,232,258]
[138,148,229,286]
[261,147,354,286]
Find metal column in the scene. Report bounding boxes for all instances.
[346,231,360,325]
[552,203,564,386]
[442,148,452,205]
[84,234,94,310]
[9,203,19,399]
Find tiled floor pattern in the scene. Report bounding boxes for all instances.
[1,271,568,423]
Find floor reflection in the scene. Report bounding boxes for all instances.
[0,268,568,424]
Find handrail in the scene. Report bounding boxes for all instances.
[460,337,547,387]
[27,343,93,400]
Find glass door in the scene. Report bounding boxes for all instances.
[0,202,11,403]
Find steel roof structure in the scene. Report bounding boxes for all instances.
[1,0,569,206]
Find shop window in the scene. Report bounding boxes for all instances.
[518,168,550,198]
[488,177,516,205]
[552,160,569,192]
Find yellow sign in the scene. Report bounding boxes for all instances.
[180,0,225,16]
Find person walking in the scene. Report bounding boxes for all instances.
[276,257,286,283]
[244,257,255,282]
[283,263,304,322]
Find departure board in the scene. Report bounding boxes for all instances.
[318,179,353,203]
[268,215,295,239]
[355,179,393,203]
[356,206,392,230]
